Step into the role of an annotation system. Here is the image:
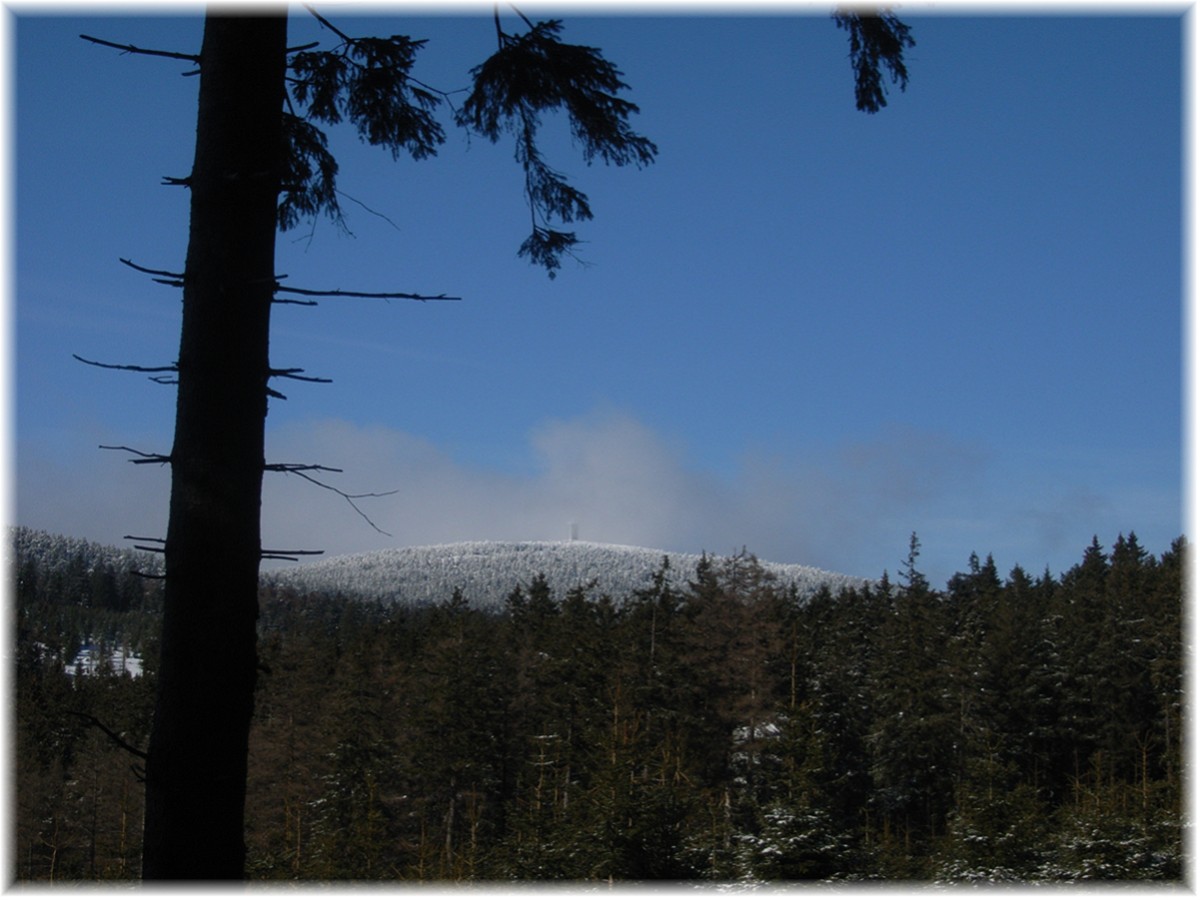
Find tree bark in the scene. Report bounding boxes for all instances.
[141,10,287,880]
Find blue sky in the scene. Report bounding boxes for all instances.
[11,6,1184,586]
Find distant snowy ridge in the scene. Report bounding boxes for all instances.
[263,540,869,609]
[12,526,163,578]
[11,527,869,612]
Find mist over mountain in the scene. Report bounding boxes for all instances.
[262,540,868,609]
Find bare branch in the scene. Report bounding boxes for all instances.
[261,549,325,561]
[337,190,403,233]
[67,711,148,760]
[303,4,354,43]
[493,5,505,48]
[274,285,460,302]
[268,367,333,385]
[120,258,184,280]
[270,467,397,536]
[264,462,344,474]
[80,33,201,64]
[508,2,538,33]
[74,354,179,375]
[267,273,318,306]
[99,445,172,465]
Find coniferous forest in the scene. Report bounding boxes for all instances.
[13,529,1185,883]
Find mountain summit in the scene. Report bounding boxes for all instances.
[262,540,867,609]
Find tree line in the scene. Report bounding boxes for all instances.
[13,531,1183,882]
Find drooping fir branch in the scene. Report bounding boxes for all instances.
[457,13,657,276]
[279,110,343,232]
[301,4,457,107]
[292,5,660,275]
[281,7,451,231]
[833,8,915,113]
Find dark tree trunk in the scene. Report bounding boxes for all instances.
[141,10,287,880]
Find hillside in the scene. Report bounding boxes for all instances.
[262,540,868,608]
[12,526,163,582]
[13,525,1185,882]
[11,526,866,610]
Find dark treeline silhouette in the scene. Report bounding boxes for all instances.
[14,531,1183,882]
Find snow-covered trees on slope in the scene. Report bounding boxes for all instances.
[262,540,867,609]
[13,526,164,588]
[13,527,164,679]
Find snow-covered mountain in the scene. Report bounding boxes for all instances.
[263,540,869,609]
[12,527,868,612]
[12,526,163,580]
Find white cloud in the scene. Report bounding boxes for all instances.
[15,408,1170,586]
[258,411,732,560]
[256,411,994,579]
